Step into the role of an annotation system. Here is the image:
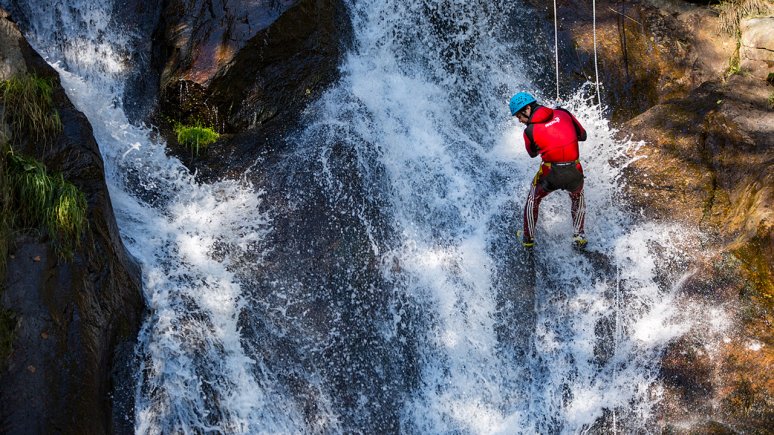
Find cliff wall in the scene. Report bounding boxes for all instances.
[0,9,144,434]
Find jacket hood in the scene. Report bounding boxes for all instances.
[528,106,554,124]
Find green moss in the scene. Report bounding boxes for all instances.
[768,91,774,109]
[0,74,62,146]
[726,39,742,77]
[174,123,219,155]
[7,152,52,226]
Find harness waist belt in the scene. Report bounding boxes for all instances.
[544,160,579,167]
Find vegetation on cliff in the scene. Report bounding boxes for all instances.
[0,74,89,365]
[174,123,220,155]
[0,75,62,145]
[0,75,87,264]
[0,74,87,261]
[6,152,88,259]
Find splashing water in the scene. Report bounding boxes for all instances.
[5,0,701,432]
[4,0,305,432]
[296,0,697,432]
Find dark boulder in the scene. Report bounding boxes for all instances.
[0,9,144,434]
[156,0,351,134]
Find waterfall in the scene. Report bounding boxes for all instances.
[4,0,697,433]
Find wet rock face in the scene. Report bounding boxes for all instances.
[0,10,143,434]
[157,0,351,133]
[161,0,298,85]
[116,0,166,123]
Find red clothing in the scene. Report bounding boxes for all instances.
[522,106,587,163]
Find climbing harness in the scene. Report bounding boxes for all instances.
[552,0,603,107]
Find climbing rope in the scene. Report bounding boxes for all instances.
[552,0,603,107]
[553,0,560,101]
[592,0,602,107]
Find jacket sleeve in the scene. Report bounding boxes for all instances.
[557,108,587,141]
[523,125,539,158]
[568,110,587,141]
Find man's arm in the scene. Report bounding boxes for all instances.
[524,125,539,158]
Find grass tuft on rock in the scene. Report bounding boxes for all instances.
[0,142,11,278]
[726,40,743,77]
[174,123,219,155]
[7,152,52,226]
[0,74,62,146]
[5,150,87,260]
[48,174,87,259]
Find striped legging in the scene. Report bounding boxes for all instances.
[522,162,586,242]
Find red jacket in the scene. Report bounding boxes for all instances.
[523,106,587,163]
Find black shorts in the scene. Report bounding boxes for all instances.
[536,161,584,193]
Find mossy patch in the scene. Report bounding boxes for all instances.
[174,123,219,155]
[7,151,52,226]
[726,39,742,78]
[0,74,62,146]
[0,73,85,262]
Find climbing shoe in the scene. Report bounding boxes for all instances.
[572,233,588,249]
[518,230,535,250]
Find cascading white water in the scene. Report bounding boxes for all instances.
[4,0,306,432]
[5,0,700,432]
[303,0,696,432]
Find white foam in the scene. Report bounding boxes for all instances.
[12,0,704,431]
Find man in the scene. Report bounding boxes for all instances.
[509,92,587,249]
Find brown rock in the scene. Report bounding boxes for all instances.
[526,0,735,123]
[740,17,774,80]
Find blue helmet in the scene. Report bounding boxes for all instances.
[509,92,536,116]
